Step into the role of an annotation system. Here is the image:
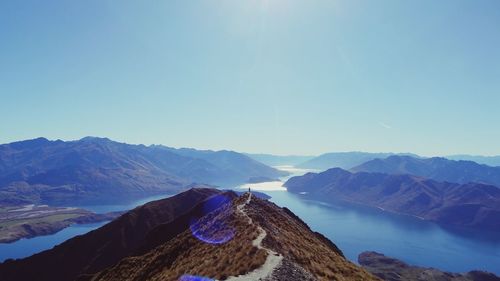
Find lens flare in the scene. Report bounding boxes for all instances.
[202,194,232,214]
[189,194,235,244]
[189,218,235,244]
[179,274,214,281]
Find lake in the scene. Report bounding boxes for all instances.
[74,193,174,213]
[237,166,500,275]
[0,193,173,262]
[0,222,107,262]
[1,169,500,275]
[265,190,500,275]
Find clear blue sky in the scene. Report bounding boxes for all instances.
[1,0,499,156]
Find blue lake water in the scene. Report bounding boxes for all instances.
[1,185,500,275]
[75,193,174,213]
[0,193,173,262]
[0,222,108,262]
[265,190,500,275]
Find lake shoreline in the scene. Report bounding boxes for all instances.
[0,204,122,244]
[262,189,500,276]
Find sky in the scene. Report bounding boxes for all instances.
[1,0,500,156]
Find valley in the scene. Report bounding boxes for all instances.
[2,142,500,279]
[4,1,499,279]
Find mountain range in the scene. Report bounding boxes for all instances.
[446,155,500,167]
[285,168,500,230]
[245,153,315,167]
[352,155,500,187]
[296,152,420,170]
[286,152,500,172]
[0,188,378,281]
[0,137,285,205]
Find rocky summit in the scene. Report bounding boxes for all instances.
[359,251,500,281]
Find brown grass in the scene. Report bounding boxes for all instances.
[91,197,268,281]
[245,198,381,281]
[91,195,380,281]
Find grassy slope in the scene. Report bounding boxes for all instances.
[90,195,379,281]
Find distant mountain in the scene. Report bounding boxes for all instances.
[0,137,285,205]
[297,152,419,170]
[359,251,500,281]
[0,188,378,281]
[352,155,500,187]
[285,168,500,230]
[245,153,315,167]
[447,155,500,167]
[157,147,288,181]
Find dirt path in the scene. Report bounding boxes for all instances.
[226,193,283,281]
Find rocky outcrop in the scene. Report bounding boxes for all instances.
[359,251,500,281]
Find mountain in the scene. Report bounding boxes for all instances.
[0,137,285,205]
[285,168,500,230]
[447,155,500,167]
[0,188,378,281]
[352,155,500,187]
[297,152,419,170]
[157,147,289,182]
[0,187,231,281]
[245,153,315,167]
[359,251,500,281]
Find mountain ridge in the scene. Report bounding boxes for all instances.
[0,187,232,281]
[352,155,500,187]
[0,137,284,205]
[297,152,420,170]
[85,191,377,281]
[285,168,500,230]
[446,155,500,167]
[0,188,378,281]
[245,153,315,167]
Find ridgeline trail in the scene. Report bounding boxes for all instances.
[226,192,283,281]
